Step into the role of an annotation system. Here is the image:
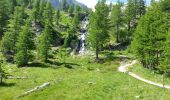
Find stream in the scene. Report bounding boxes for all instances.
[78,16,89,55]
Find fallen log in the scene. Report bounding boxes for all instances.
[7,76,28,79]
[17,82,50,98]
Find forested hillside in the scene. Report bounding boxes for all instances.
[0,0,170,99]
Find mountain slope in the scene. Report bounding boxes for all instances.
[50,0,87,9]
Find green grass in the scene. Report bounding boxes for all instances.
[0,52,170,100]
[130,61,170,85]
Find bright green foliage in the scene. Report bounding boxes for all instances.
[159,32,170,73]
[1,6,25,59]
[0,55,7,84]
[31,0,40,22]
[72,5,81,29]
[125,0,145,41]
[68,3,74,14]
[63,28,77,48]
[111,1,124,43]
[14,20,34,67]
[43,1,53,26]
[37,23,52,62]
[132,3,170,69]
[88,0,110,60]
[53,8,60,25]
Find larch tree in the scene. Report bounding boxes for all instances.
[54,8,60,25]
[0,0,9,36]
[15,20,34,67]
[32,0,40,22]
[37,23,52,62]
[72,5,81,29]
[111,1,124,43]
[88,0,110,61]
[62,0,67,12]
[1,6,25,61]
[131,3,169,69]
[68,3,74,15]
[43,1,53,26]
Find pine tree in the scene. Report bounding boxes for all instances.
[131,3,169,69]
[54,8,60,25]
[0,0,9,36]
[1,6,25,60]
[8,0,17,14]
[125,0,139,42]
[39,0,46,23]
[37,23,52,62]
[68,3,74,14]
[15,20,33,67]
[31,0,40,22]
[62,0,67,12]
[43,1,53,26]
[88,0,110,60]
[0,57,7,84]
[72,5,81,29]
[111,1,124,43]
[159,32,170,73]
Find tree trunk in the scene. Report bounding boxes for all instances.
[96,46,99,61]
[162,73,165,88]
[116,24,119,43]
[0,73,2,84]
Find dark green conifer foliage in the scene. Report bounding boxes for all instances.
[15,20,33,67]
[54,8,60,25]
[62,0,67,12]
[1,6,25,60]
[111,1,124,43]
[37,23,52,62]
[132,3,170,69]
[72,5,81,29]
[68,3,74,14]
[43,1,53,26]
[0,0,9,35]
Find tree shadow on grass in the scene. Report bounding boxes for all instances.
[27,62,51,68]
[26,60,80,69]
[46,60,80,69]
[0,82,15,87]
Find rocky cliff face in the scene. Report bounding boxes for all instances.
[50,0,87,9]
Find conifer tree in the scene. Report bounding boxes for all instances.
[0,0,9,36]
[68,3,74,14]
[159,32,170,73]
[0,56,7,84]
[62,0,67,12]
[72,5,81,29]
[111,1,124,43]
[32,0,40,22]
[1,6,25,60]
[88,0,110,60]
[43,1,53,26]
[132,3,169,69]
[54,8,60,25]
[37,23,52,62]
[15,20,33,67]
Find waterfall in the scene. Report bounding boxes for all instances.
[79,16,89,55]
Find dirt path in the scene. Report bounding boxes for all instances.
[118,60,170,89]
